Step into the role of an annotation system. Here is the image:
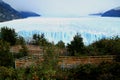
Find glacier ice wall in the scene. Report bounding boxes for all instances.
[0,17,120,45]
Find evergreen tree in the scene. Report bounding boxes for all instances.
[0,27,17,45]
[67,33,84,56]
[0,40,14,67]
[56,40,65,49]
[32,33,49,46]
[16,36,26,45]
[19,44,28,56]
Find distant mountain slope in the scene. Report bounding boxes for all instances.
[0,0,40,22]
[102,7,120,17]
[89,13,103,16]
[0,1,21,22]
[20,11,40,18]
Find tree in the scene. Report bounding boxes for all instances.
[16,36,26,45]
[19,44,28,56]
[0,40,14,67]
[56,40,65,49]
[88,36,120,55]
[40,46,59,79]
[0,27,17,45]
[14,44,28,59]
[32,33,49,46]
[67,33,85,56]
[32,34,39,45]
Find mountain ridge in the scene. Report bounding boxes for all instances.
[19,11,40,18]
[102,7,120,17]
[0,1,40,22]
[0,1,21,22]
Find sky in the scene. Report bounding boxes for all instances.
[3,0,120,17]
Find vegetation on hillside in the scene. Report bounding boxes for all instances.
[87,36,120,55]
[0,26,120,79]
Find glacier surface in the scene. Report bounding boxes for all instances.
[0,17,120,45]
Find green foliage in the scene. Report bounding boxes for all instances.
[14,45,28,59]
[31,33,53,50]
[40,46,59,79]
[19,45,28,56]
[16,36,26,45]
[0,27,120,80]
[12,46,60,80]
[67,33,85,56]
[97,62,120,80]
[0,27,17,45]
[32,34,40,45]
[0,67,17,80]
[67,62,120,80]
[14,36,28,59]
[0,62,119,80]
[69,64,98,80]
[56,40,65,49]
[88,36,120,55]
[0,40,14,67]
[0,40,10,52]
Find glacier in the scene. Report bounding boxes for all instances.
[0,17,120,45]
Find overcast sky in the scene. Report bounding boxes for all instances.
[3,0,120,17]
